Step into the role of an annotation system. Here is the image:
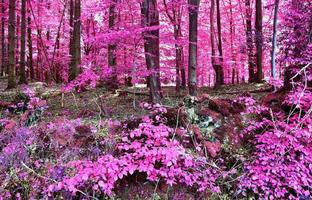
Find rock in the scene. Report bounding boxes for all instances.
[198,108,222,122]
[204,140,221,158]
[261,91,287,112]
[214,114,244,148]
[189,124,204,142]
[0,101,12,109]
[208,99,232,116]
[4,120,16,130]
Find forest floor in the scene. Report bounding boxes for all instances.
[0,77,276,199]
[0,77,271,121]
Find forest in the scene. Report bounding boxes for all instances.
[0,0,311,199]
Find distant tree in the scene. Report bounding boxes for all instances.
[163,0,185,92]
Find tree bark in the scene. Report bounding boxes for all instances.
[7,0,16,89]
[141,0,162,103]
[28,7,34,80]
[69,0,81,81]
[255,0,263,82]
[19,0,27,84]
[0,0,6,77]
[188,0,200,96]
[108,0,118,89]
[216,0,224,84]
[271,0,279,78]
[210,0,222,87]
[245,0,255,83]
[174,26,182,92]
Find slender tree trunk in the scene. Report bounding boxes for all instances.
[7,0,16,89]
[174,26,182,92]
[16,15,20,77]
[255,0,263,82]
[210,0,222,87]
[181,47,186,89]
[245,0,255,82]
[141,0,162,103]
[28,7,33,80]
[19,0,27,84]
[108,0,118,89]
[0,0,5,76]
[188,0,200,96]
[271,0,279,78]
[69,0,81,81]
[216,0,224,85]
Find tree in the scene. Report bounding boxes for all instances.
[163,0,185,92]
[271,0,279,78]
[188,0,200,96]
[216,0,224,85]
[245,0,255,82]
[19,0,27,84]
[28,6,33,80]
[255,0,263,83]
[69,0,81,81]
[7,0,16,89]
[108,0,118,89]
[210,0,223,87]
[141,0,162,103]
[0,0,6,77]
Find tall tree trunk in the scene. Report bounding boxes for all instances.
[69,0,81,81]
[7,0,16,89]
[16,15,20,76]
[19,0,27,84]
[108,0,118,89]
[210,0,222,87]
[255,0,263,82]
[188,0,200,96]
[28,7,34,80]
[174,26,182,92]
[245,0,255,82]
[271,0,279,78]
[216,0,224,84]
[141,0,162,103]
[0,0,5,76]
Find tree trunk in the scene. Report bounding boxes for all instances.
[0,0,5,77]
[216,0,224,84]
[69,0,81,81]
[7,0,16,89]
[255,0,263,82]
[271,0,279,78]
[28,7,34,80]
[245,0,255,82]
[141,0,162,103]
[19,0,27,84]
[174,26,182,92]
[188,0,200,96]
[210,0,222,87]
[108,0,118,89]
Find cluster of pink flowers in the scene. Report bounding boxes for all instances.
[48,109,221,197]
[238,90,312,199]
